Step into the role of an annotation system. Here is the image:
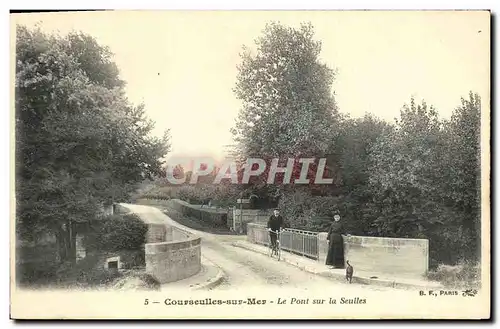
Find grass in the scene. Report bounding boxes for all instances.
[17,252,159,291]
[16,210,162,291]
[17,253,111,289]
[426,260,481,289]
[112,270,161,291]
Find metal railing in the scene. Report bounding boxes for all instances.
[247,223,319,260]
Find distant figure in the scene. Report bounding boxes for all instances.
[249,194,258,209]
[326,215,346,269]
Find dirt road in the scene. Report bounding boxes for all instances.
[122,204,391,293]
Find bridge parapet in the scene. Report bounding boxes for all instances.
[247,223,429,278]
[145,227,201,284]
[130,206,202,284]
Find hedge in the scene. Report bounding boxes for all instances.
[85,214,148,252]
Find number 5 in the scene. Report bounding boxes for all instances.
[144,299,149,305]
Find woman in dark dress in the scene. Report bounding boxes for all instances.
[326,215,346,268]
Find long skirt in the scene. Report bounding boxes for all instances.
[325,234,345,268]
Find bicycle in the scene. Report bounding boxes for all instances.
[268,229,281,261]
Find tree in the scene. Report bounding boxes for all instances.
[335,114,392,193]
[278,190,342,230]
[15,25,171,264]
[231,21,340,206]
[440,92,482,260]
[232,21,339,159]
[367,94,482,264]
[442,92,481,211]
[307,114,392,234]
[368,98,447,237]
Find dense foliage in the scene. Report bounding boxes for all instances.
[230,22,482,266]
[85,214,148,252]
[15,26,171,263]
[232,22,339,158]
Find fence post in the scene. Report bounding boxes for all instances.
[302,234,305,256]
[232,207,236,232]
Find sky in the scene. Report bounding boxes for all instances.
[12,10,490,162]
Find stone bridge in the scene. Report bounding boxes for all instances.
[121,203,431,290]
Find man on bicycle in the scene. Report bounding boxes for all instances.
[267,209,284,250]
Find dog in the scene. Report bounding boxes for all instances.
[345,260,353,284]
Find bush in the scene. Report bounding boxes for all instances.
[49,254,120,288]
[133,184,176,201]
[17,261,59,287]
[86,214,148,252]
[140,183,242,208]
[278,190,344,231]
[113,204,131,214]
[278,189,479,268]
[169,200,228,228]
[426,260,480,288]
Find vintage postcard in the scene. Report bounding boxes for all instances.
[10,10,490,320]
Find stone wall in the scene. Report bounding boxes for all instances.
[247,223,429,278]
[136,198,230,228]
[317,232,329,264]
[317,233,429,278]
[117,201,203,284]
[171,199,229,228]
[146,223,168,243]
[171,227,191,241]
[141,215,201,284]
[145,234,201,283]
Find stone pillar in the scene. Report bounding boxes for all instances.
[247,224,256,243]
[317,232,328,264]
[233,208,246,233]
[246,223,252,242]
[75,234,86,262]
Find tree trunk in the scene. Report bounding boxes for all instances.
[56,220,77,265]
[56,227,68,264]
[69,219,77,264]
